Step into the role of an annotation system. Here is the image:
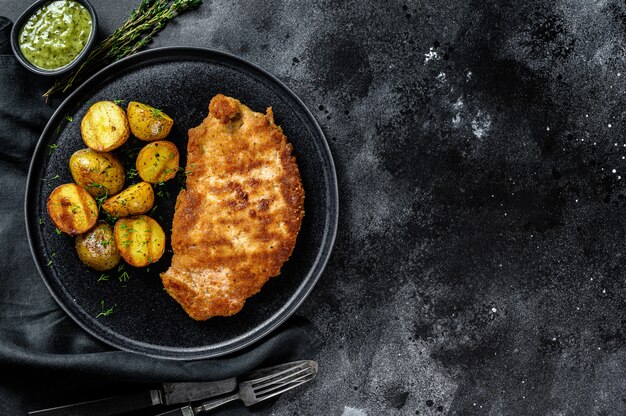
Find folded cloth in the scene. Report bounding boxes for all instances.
[0,17,322,416]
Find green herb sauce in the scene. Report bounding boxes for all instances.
[19,0,92,70]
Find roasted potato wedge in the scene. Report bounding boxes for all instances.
[69,149,125,197]
[136,141,180,184]
[75,222,120,271]
[47,183,98,236]
[114,215,166,267]
[127,101,173,141]
[101,181,154,218]
[81,101,130,151]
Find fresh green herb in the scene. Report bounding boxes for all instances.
[104,212,118,225]
[65,115,73,122]
[43,0,203,100]
[44,174,60,181]
[46,252,56,267]
[126,168,139,179]
[54,228,62,235]
[96,300,115,318]
[98,274,110,282]
[151,107,163,118]
[114,99,126,105]
[38,218,44,225]
[119,271,130,282]
[48,144,58,155]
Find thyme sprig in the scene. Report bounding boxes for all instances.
[43,0,203,100]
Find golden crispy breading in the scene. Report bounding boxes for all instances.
[160,94,304,320]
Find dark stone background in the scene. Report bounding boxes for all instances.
[5,0,626,414]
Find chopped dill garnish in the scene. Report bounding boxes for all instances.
[126,168,139,179]
[65,115,73,122]
[98,274,109,282]
[54,228,62,235]
[151,107,163,118]
[118,271,130,282]
[48,144,58,155]
[96,300,115,318]
[46,252,56,267]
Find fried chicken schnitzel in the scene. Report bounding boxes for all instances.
[160,94,304,320]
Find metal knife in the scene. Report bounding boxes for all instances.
[27,378,238,416]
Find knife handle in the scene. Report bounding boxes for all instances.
[28,390,162,416]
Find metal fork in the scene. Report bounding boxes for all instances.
[195,360,318,413]
[154,360,318,415]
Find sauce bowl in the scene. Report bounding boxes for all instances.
[10,0,98,76]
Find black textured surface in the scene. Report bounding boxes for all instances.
[26,49,337,358]
[6,0,626,414]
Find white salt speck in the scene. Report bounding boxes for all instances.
[492,307,497,313]
[612,169,617,173]
[546,126,550,131]
[575,199,579,202]
[585,114,589,117]
[609,124,612,128]
[424,47,439,64]
[602,289,606,294]
[471,111,492,139]
[619,176,622,180]
[619,73,622,77]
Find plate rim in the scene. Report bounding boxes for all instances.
[24,46,339,360]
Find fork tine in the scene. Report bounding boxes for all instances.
[252,366,314,390]
[248,362,310,385]
[254,374,316,401]
[255,371,316,396]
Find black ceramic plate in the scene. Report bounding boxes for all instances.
[25,47,338,359]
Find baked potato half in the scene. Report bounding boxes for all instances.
[75,222,120,271]
[127,101,173,141]
[101,181,154,218]
[69,149,125,197]
[81,101,130,152]
[114,215,166,267]
[47,183,99,236]
[136,141,179,184]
